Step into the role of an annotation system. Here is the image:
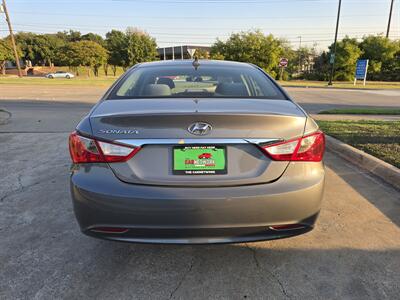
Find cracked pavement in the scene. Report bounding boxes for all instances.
[1,97,400,299]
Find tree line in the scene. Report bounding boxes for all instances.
[210,30,400,81]
[1,28,399,81]
[0,28,158,76]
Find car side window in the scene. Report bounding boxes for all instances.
[116,70,142,96]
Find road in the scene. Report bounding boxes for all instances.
[286,87,400,113]
[1,84,400,112]
[1,88,400,299]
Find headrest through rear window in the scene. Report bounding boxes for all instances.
[143,84,172,96]
[157,77,175,89]
[215,83,249,96]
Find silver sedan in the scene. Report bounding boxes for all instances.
[69,60,325,244]
[46,71,74,79]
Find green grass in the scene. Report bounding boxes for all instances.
[0,65,125,86]
[279,80,400,90]
[318,108,400,115]
[317,120,400,168]
[0,76,117,87]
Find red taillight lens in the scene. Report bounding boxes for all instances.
[262,131,325,162]
[69,131,140,163]
[69,132,103,163]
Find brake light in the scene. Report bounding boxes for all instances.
[68,131,140,163]
[262,131,325,162]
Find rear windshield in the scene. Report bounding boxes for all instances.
[108,64,287,100]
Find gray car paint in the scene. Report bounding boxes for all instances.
[71,161,324,243]
[71,60,324,244]
[90,99,306,140]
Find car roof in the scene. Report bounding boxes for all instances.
[136,59,255,69]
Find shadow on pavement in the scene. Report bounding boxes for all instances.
[325,151,400,228]
[17,239,399,299]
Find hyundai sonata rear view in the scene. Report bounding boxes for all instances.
[69,60,325,244]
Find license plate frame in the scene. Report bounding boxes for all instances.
[172,145,227,175]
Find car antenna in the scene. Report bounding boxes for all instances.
[192,56,200,70]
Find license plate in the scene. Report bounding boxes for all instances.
[173,145,227,175]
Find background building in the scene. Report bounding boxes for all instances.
[157,45,211,60]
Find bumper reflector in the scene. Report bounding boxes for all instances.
[269,224,306,231]
[90,227,129,234]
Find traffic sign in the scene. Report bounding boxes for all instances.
[355,59,368,79]
[187,48,197,58]
[279,58,288,67]
[329,54,335,64]
[354,59,369,86]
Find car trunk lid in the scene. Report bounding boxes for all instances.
[89,98,306,187]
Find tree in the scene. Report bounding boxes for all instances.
[36,34,65,66]
[106,29,127,75]
[194,48,210,59]
[124,27,158,68]
[307,51,330,81]
[58,40,108,76]
[81,33,104,46]
[56,30,82,43]
[105,28,158,74]
[14,32,64,66]
[211,30,285,78]
[210,51,224,60]
[328,36,362,81]
[383,40,400,81]
[0,39,14,75]
[359,35,398,80]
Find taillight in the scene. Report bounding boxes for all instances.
[262,131,325,162]
[69,131,140,163]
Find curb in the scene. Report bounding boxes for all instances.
[312,114,400,121]
[280,84,396,91]
[326,135,400,190]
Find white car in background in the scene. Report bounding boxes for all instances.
[45,71,74,79]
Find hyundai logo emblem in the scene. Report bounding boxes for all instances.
[188,122,212,136]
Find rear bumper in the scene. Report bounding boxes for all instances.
[70,162,325,244]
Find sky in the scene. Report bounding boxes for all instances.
[0,0,399,50]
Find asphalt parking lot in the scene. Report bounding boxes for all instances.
[1,88,400,299]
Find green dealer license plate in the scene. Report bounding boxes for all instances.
[173,145,227,175]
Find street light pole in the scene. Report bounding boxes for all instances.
[1,0,22,77]
[328,0,342,86]
[386,0,395,38]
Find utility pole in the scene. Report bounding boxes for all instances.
[328,0,342,86]
[1,0,22,77]
[298,36,302,74]
[386,0,395,38]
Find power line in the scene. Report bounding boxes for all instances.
[10,28,394,39]
[11,0,387,3]
[12,22,396,32]
[10,10,387,20]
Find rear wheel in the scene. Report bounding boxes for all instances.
[48,75,54,79]
[66,75,71,79]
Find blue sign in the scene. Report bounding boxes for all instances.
[355,59,369,80]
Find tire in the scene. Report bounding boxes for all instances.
[48,75,54,79]
[66,75,71,79]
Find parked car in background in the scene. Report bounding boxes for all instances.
[45,71,74,79]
